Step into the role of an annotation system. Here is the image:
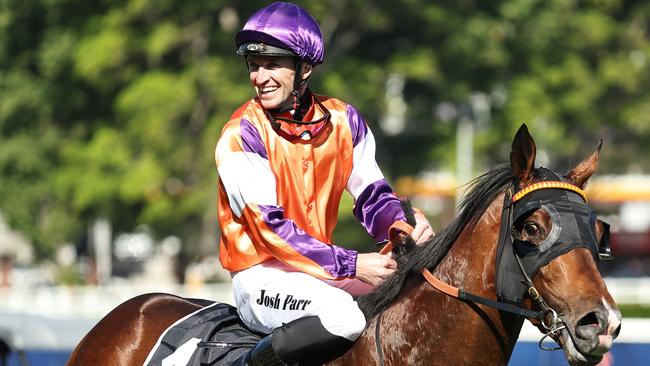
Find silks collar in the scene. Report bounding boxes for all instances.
[265,90,331,140]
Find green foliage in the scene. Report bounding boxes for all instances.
[55,264,85,286]
[56,128,133,212]
[146,22,183,63]
[74,29,130,83]
[333,193,375,253]
[618,303,650,318]
[2,0,650,261]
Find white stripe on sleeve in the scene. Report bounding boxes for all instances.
[346,128,385,199]
[218,151,277,218]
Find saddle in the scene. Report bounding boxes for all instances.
[143,301,261,366]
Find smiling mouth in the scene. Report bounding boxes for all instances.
[258,86,279,96]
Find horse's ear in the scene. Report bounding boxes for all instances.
[565,139,602,188]
[510,124,536,184]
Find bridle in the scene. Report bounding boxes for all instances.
[378,177,612,359]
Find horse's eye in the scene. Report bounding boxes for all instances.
[524,222,539,236]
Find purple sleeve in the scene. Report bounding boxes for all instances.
[259,205,358,278]
[240,119,268,158]
[353,180,406,241]
[347,104,368,147]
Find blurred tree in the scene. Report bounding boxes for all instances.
[1,0,649,262]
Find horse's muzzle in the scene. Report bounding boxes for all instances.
[561,306,622,365]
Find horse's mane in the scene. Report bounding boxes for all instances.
[357,164,515,319]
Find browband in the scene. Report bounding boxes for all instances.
[512,181,587,203]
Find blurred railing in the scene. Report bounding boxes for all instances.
[0,282,234,319]
[602,277,650,304]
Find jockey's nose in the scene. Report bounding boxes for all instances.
[254,66,270,84]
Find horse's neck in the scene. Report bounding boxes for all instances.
[431,193,524,363]
[436,194,505,297]
[375,193,524,365]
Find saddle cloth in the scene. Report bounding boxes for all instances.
[143,301,262,366]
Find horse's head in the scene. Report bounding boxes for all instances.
[508,124,622,365]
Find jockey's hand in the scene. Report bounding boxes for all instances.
[411,209,435,246]
[355,252,397,286]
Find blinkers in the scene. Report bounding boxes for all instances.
[511,185,612,279]
[496,169,613,304]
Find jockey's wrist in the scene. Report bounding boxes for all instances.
[344,249,358,277]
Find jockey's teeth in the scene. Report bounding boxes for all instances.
[261,86,278,94]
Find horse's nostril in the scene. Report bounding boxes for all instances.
[575,312,602,340]
[577,312,600,327]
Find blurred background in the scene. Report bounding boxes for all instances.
[1,0,650,365]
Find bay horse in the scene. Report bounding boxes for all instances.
[66,124,621,366]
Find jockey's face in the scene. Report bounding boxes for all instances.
[246,55,311,110]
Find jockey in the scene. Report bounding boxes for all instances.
[215,2,434,365]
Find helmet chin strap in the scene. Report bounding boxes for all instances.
[266,89,330,131]
[291,58,306,120]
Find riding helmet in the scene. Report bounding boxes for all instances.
[235,2,324,66]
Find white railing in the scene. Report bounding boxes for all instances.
[602,277,650,304]
[0,282,235,319]
[0,283,235,350]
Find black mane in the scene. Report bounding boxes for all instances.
[357,164,515,319]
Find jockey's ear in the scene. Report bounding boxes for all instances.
[300,63,313,83]
[565,140,601,189]
[510,123,536,186]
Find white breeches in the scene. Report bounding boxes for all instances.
[231,260,372,341]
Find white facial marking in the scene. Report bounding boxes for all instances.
[602,297,622,336]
